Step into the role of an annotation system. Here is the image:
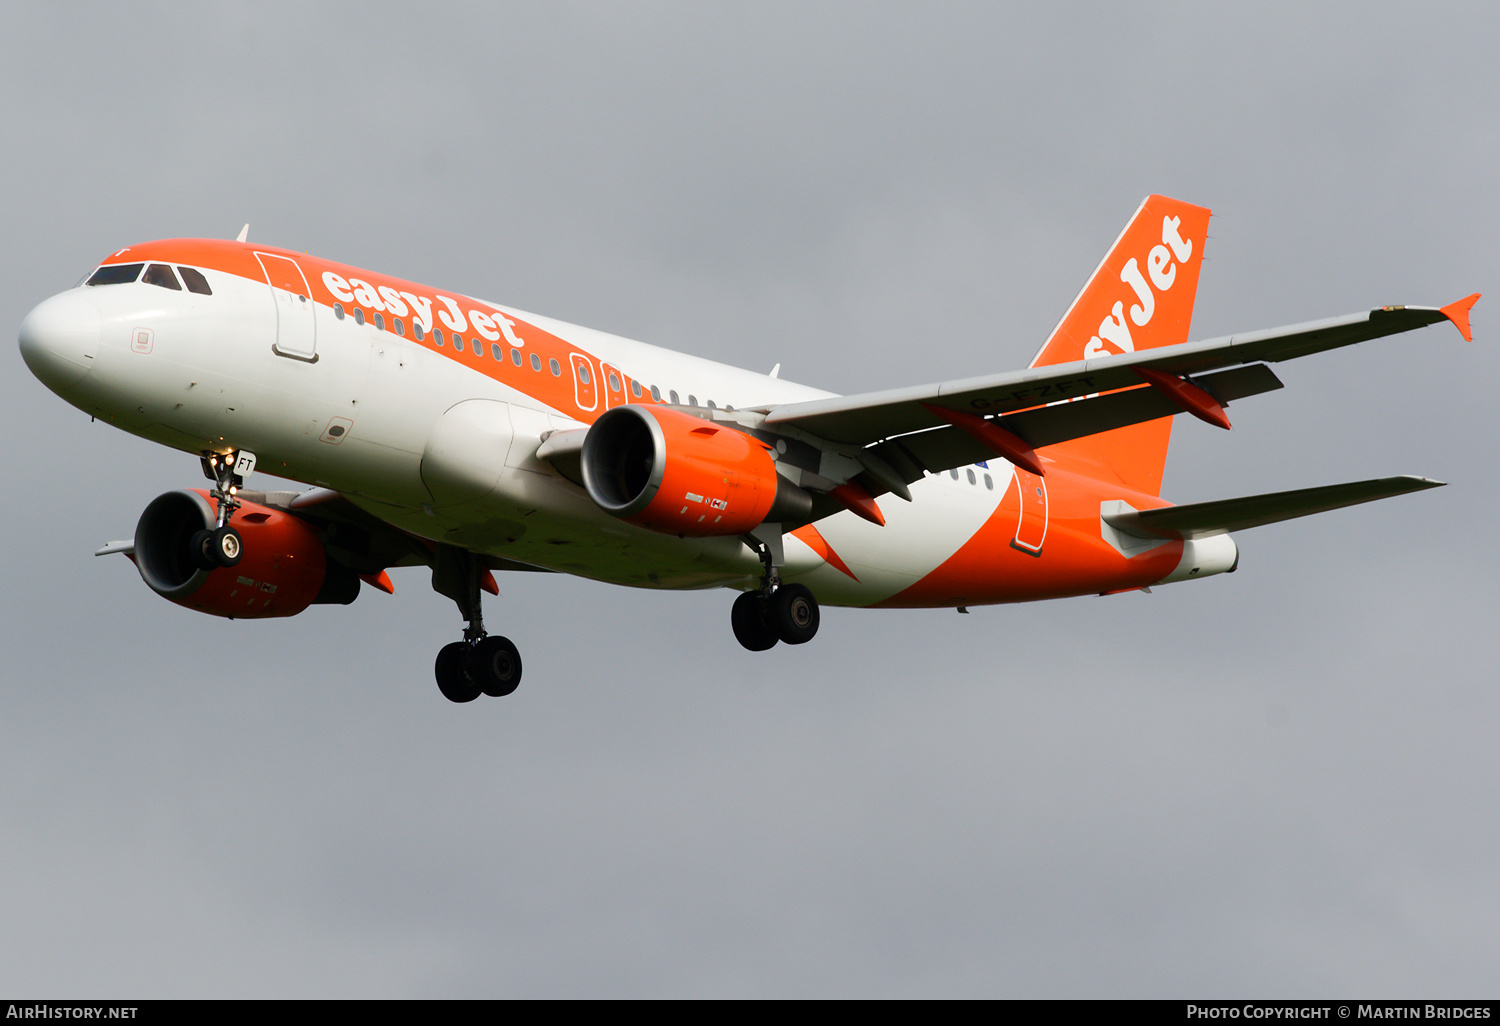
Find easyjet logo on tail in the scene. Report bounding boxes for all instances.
[1083,215,1196,358]
[1030,196,1211,369]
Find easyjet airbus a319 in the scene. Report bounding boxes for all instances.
[18,196,1478,702]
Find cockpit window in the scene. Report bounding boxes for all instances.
[178,266,212,295]
[86,263,144,286]
[143,264,182,290]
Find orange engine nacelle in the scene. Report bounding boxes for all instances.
[132,489,357,619]
[581,405,810,536]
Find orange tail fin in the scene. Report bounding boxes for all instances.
[1030,195,1212,496]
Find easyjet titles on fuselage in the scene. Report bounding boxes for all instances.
[319,270,529,350]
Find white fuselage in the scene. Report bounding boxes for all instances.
[22,261,1013,605]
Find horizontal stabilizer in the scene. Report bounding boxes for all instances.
[1105,475,1444,539]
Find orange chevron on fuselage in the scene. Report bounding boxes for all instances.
[876,458,1181,607]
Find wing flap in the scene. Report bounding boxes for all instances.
[864,363,1284,486]
[1103,475,1444,539]
[1008,363,1282,450]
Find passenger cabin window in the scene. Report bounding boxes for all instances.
[530,353,542,371]
[966,469,977,485]
[549,358,561,376]
[413,322,424,341]
[334,303,346,320]
[650,385,661,401]
[631,381,643,398]
[511,349,522,367]
[472,338,483,356]
[577,364,591,385]
[178,266,212,295]
[669,390,679,404]
[87,263,144,286]
[354,308,365,326]
[395,318,405,337]
[374,312,385,331]
[433,329,444,346]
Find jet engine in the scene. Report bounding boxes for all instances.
[132,489,358,618]
[580,405,811,536]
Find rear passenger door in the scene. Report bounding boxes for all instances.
[1011,468,1048,555]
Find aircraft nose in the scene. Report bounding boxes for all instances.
[18,290,101,391]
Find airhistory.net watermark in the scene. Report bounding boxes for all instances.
[5,1007,138,1019]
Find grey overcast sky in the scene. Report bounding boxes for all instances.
[1,1,1496,998]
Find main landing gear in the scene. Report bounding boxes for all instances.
[190,449,254,571]
[435,636,521,704]
[430,544,522,703]
[732,527,820,651]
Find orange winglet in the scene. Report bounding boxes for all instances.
[481,569,499,596]
[829,481,885,527]
[359,570,396,595]
[1133,367,1231,430]
[1440,293,1480,342]
[922,403,1046,477]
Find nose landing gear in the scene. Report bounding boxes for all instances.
[430,544,524,703]
[190,449,255,570]
[190,524,244,571]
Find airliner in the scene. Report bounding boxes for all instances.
[17,196,1478,703]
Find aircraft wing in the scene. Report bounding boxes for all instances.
[284,489,553,575]
[97,488,551,584]
[760,300,1476,484]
